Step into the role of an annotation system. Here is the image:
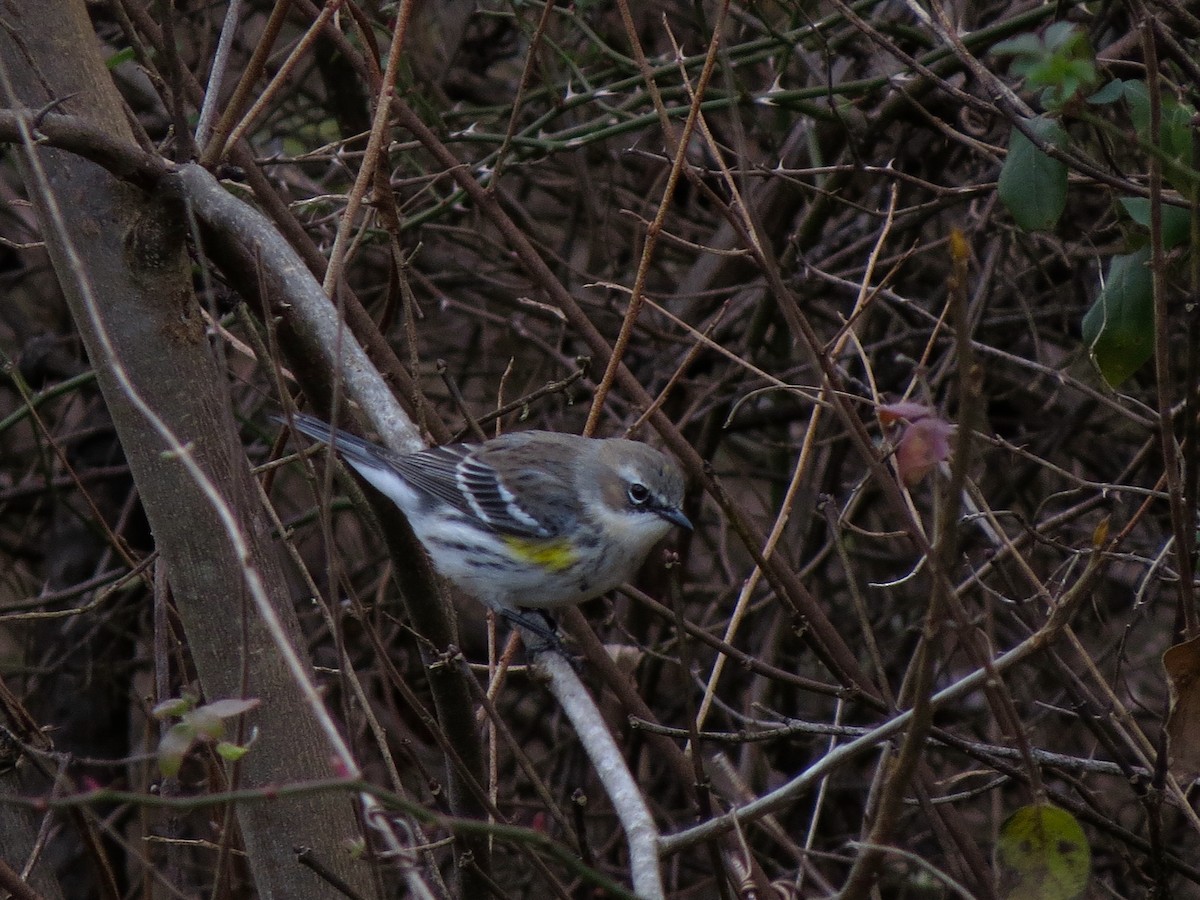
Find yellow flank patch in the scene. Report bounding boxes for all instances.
[502,537,577,571]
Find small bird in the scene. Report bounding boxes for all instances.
[282,413,691,629]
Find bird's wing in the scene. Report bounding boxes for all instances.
[394,441,579,538]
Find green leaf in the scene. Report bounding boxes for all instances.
[185,707,227,742]
[201,698,260,720]
[1086,80,1125,105]
[1161,100,1196,166]
[105,47,136,70]
[1041,21,1080,53]
[1124,80,1197,185]
[993,33,1042,58]
[996,804,1090,900]
[1118,197,1192,248]
[151,696,196,720]
[1081,247,1154,385]
[216,741,251,763]
[157,723,195,778]
[993,24,1096,108]
[1124,80,1151,131]
[999,117,1069,231]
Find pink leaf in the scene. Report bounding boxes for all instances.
[894,416,954,486]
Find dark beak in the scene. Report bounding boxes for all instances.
[658,506,693,531]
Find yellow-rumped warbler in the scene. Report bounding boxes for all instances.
[283,413,691,620]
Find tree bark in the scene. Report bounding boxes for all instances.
[0,3,376,898]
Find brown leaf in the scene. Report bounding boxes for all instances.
[1163,636,1200,781]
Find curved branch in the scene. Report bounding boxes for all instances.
[0,109,169,189]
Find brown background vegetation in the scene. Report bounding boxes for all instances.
[0,0,1197,897]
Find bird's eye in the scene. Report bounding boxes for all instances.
[627,482,651,506]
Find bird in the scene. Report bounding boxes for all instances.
[280,413,691,634]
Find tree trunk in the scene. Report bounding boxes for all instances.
[0,4,377,898]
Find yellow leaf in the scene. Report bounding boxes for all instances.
[996,804,1090,900]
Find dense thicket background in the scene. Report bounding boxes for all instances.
[1,0,1198,897]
